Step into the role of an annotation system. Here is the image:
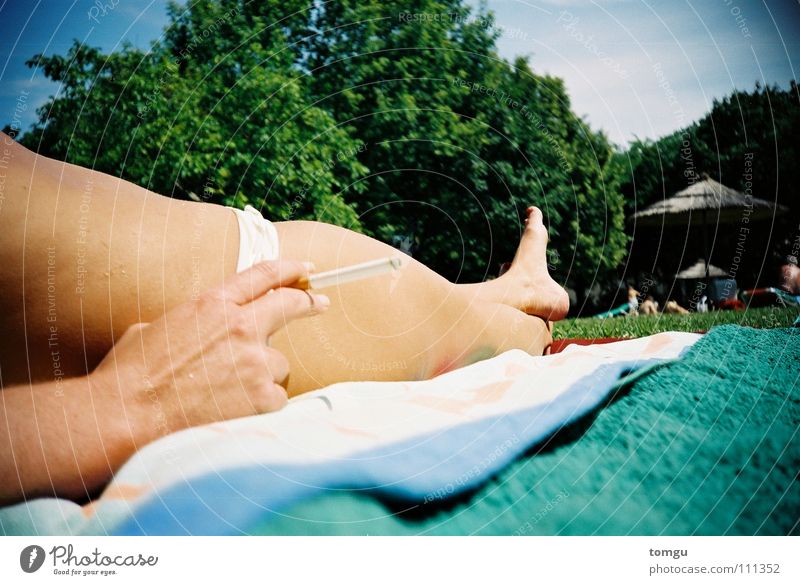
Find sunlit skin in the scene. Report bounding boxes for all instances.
[0,133,568,503]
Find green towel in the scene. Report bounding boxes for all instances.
[252,325,799,535]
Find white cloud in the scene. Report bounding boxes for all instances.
[485,0,799,144]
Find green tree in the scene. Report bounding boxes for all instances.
[620,82,799,219]
[617,82,799,290]
[21,0,366,227]
[304,0,627,289]
[18,0,628,296]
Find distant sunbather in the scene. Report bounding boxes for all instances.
[664,300,690,314]
[778,256,800,295]
[640,295,659,315]
[627,286,640,315]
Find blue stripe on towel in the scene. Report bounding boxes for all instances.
[115,357,673,535]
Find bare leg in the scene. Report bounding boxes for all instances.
[460,207,570,321]
[1,135,551,395]
[271,221,550,393]
[0,134,239,387]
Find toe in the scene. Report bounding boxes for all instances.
[526,206,544,226]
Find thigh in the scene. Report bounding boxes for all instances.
[0,140,239,385]
[271,220,453,392]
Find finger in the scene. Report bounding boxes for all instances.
[215,260,311,305]
[248,287,330,335]
[263,347,290,386]
[252,381,289,413]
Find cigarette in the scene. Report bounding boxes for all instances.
[293,256,404,290]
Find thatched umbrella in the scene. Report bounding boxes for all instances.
[631,175,785,279]
[675,259,727,279]
[675,259,730,303]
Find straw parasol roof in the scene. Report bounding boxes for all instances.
[631,175,782,226]
[631,175,786,281]
[675,259,727,279]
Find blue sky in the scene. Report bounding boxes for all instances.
[487,0,800,143]
[1,0,798,145]
[1,0,168,133]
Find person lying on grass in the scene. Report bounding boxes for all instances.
[0,133,568,505]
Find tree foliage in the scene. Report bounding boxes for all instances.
[615,82,799,290]
[619,82,799,220]
[20,0,366,227]
[302,0,626,286]
[18,0,627,292]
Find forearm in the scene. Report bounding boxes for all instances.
[0,258,319,506]
[0,373,144,505]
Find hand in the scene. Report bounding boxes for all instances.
[91,260,329,444]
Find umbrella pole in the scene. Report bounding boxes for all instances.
[703,208,709,281]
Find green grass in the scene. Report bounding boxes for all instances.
[553,306,800,340]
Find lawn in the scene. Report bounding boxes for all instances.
[553,306,800,340]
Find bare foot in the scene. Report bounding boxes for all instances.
[477,207,570,320]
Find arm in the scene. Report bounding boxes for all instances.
[0,260,330,505]
[0,374,134,505]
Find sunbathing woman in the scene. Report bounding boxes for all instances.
[0,132,568,504]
